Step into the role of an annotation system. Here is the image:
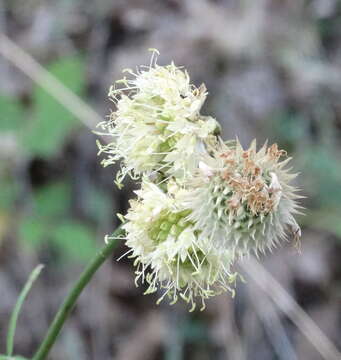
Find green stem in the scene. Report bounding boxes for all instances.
[7,264,44,357]
[32,226,124,360]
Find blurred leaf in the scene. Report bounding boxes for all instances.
[300,146,341,207]
[306,209,341,240]
[52,221,97,262]
[21,55,85,157]
[34,182,71,218]
[182,319,208,342]
[18,182,99,262]
[86,187,111,223]
[271,111,307,150]
[19,217,48,249]
[0,211,10,243]
[0,96,24,131]
[0,179,18,211]
[318,14,341,41]
[0,176,17,242]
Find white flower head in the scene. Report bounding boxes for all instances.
[97,50,304,311]
[96,49,219,186]
[122,179,238,311]
[182,139,303,256]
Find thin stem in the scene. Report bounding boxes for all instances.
[7,265,44,356]
[32,226,125,360]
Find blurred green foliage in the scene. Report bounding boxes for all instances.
[52,221,96,262]
[271,111,307,152]
[0,178,19,212]
[1,55,84,157]
[34,181,72,218]
[22,56,85,157]
[271,109,341,239]
[0,96,24,131]
[18,181,97,262]
[0,55,101,263]
[301,146,341,207]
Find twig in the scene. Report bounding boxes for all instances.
[247,281,298,360]
[0,33,103,132]
[241,257,341,360]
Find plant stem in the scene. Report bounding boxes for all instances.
[32,226,124,360]
[7,264,44,356]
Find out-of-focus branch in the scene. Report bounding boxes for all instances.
[247,281,298,360]
[241,257,341,360]
[0,33,103,132]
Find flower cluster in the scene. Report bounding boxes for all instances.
[96,49,218,187]
[98,50,302,310]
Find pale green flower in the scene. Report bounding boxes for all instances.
[96,49,219,186]
[98,51,303,311]
[121,180,238,311]
[180,139,302,256]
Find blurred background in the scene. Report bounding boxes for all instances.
[1,0,341,359]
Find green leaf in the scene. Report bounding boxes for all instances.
[305,209,341,240]
[300,146,341,207]
[270,111,307,150]
[0,96,24,131]
[18,217,48,249]
[34,182,71,218]
[6,265,44,356]
[19,182,72,250]
[86,187,111,223]
[182,319,208,342]
[21,55,85,157]
[52,221,97,262]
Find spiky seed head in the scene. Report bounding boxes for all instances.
[182,139,302,256]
